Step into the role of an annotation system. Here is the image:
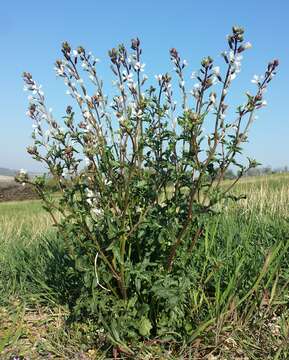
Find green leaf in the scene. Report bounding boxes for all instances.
[138,317,152,336]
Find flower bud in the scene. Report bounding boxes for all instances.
[209,92,216,104]
[201,56,213,68]
[232,26,244,35]
[188,111,199,122]
[170,48,179,61]
[77,46,85,55]
[27,146,38,155]
[62,41,71,54]
[108,48,118,64]
[65,146,73,159]
[23,72,33,81]
[28,104,36,115]
[238,42,252,53]
[131,38,140,50]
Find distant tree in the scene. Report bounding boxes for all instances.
[246,167,260,176]
[262,166,272,175]
[223,169,236,180]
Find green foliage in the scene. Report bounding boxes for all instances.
[19,26,280,347]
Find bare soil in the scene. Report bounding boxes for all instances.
[0,176,39,202]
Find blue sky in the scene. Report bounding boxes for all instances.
[0,0,288,171]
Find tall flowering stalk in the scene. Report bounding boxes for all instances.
[19,26,278,343]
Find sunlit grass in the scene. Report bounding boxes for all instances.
[227,173,289,216]
[0,200,53,242]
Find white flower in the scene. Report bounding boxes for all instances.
[172,117,177,130]
[56,68,64,76]
[229,51,235,63]
[122,72,134,83]
[86,189,94,199]
[45,129,51,138]
[234,64,241,74]
[104,179,112,186]
[235,54,243,62]
[73,50,78,57]
[155,74,162,82]
[190,71,196,79]
[209,92,216,104]
[85,95,92,102]
[251,74,262,84]
[211,76,217,85]
[83,110,90,119]
[233,54,243,74]
[180,80,185,87]
[244,42,252,49]
[77,78,84,84]
[262,100,267,106]
[19,168,27,175]
[229,73,236,81]
[75,92,82,100]
[86,123,94,132]
[134,62,145,72]
[84,157,91,166]
[191,84,201,98]
[91,207,103,216]
[81,62,88,69]
[212,66,220,76]
[183,59,188,66]
[142,74,148,81]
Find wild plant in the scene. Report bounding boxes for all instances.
[18,26,278,346]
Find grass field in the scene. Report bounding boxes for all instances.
[0,174,289,359]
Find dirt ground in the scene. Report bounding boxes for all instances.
[0,176,39,202]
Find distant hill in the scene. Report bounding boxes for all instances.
[0,167,17,176]
[0,167,44,178]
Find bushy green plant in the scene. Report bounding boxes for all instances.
[19,26,278,348]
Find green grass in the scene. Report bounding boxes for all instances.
[1,174,289,359]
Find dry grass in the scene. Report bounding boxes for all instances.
[223,173,289,216]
